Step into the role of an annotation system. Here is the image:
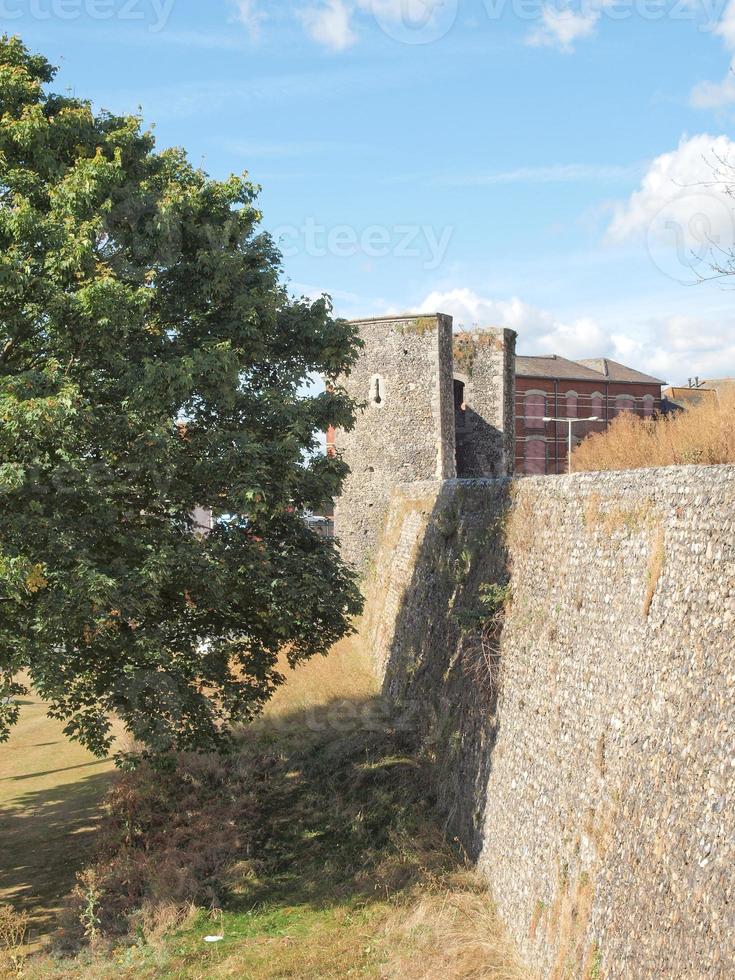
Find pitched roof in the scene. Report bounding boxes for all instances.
[516,354,665,385]
[576,358,665,385]
[516,354,606,381]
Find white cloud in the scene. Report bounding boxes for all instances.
[298,0,452,51]
[413,288,609,359]
[296,0,607,53]
[425,162,640,187]
[607,134,735,270]
[691,74,735,109]
[714,0,735,48]
[527,5,600,52]
[691,0,735,107]
[301,0,358,50]
[629,315,735,381]
[232,0,264,38]
[399,287,735,382]
[359,0,448,22]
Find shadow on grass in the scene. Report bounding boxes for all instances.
[19,694,527,980]
[0,761,110,783]
[0,770,114,940]
[228,696,448,916]
[54,692,466,958]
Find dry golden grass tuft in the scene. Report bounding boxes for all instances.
[571,388,735,472]
[547,869,595,980]
[0,904,29,976]
[504,486,536,558]
[263,633,379,720]
[380,885,528,980]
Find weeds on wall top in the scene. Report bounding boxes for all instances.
[453,331,505,377]
[403,315,439,336]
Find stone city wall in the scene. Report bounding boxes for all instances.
[362,466,735,978]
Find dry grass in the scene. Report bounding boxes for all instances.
[547,870,595,980]
[380,888,527,979]
[582,492,654,534]
[0,687,118,947]
[504,485,536,557]
[571,389,735,472]
[0,904,29,976]
[263,632,379,720]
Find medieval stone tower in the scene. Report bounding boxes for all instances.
[332,313,516,570]
[453,328,517,479]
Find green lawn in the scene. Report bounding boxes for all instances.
[0,692,116,944]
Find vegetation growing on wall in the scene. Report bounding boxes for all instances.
[404,315,440,336]
[452,331,504,378]
[456,582,513,699]
[643,526,666,618]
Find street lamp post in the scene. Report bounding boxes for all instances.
[542,416,600,475]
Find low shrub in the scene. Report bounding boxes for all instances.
[58,748,267,947]
[0,903,28,975]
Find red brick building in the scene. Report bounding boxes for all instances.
[515,355,665,475]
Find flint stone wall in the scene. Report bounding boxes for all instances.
[453,328,517,478]
[333,314,455,571]
[363,465,735,979]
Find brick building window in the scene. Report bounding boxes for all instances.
[566,390,578,418]
[616,395,636,415]
[643,394,655,418]
[590,392,603,419]
[524,391,547,429]
[524,438,547,475]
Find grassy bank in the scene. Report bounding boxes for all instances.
[7,638,526,979]
[0,691,117,945]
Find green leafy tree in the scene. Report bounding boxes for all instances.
[0,36,363,756]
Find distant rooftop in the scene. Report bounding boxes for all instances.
[663,387,717,409]
[517,354,665,386]
[663,379,734,407]
[577,357,665,385]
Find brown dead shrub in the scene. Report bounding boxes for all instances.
[57,748,269,947]
[0,904,29,975]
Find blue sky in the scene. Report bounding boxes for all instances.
[9,0,735,381]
